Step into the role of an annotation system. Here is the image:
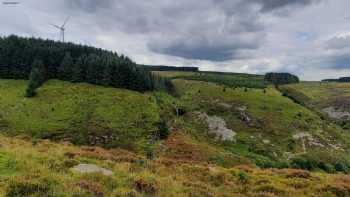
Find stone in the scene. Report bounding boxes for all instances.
[72,164,113,176]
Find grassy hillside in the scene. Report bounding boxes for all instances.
[0,79,160,150]
[281,82,350,129]
[1,78,350,170]
[0,134,349,197]
[281,82,350,106]
[164,79,350,170]
[1,77,350,196]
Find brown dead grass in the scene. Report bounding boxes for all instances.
[75,180,104,197]
[64,146,140,163]
[272,169,312,179]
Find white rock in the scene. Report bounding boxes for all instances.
[262,139,270,144]
[198,112,236,141]
[72,164,113,176]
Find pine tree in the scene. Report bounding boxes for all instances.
[71,55,85,82]
[86,54,99,84]
[25,59,46,97]
[58,52,73,81]
[101,63,113,86]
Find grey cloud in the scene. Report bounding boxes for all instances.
[249,0,321,12]
[57,0,322,61]
[325,35,350,50]
[324,51,350,69]
[64,0,113,12]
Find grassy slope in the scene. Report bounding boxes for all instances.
[1,78,350,196]
[0,134,349,197]
[281,82,350,106]
[0,79,160,150]
[281,82,350,130]
[168,79,350,167]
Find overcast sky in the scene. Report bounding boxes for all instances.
[1,0,350,80]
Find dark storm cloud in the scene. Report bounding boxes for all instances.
[321,35,350,69]
[324,53,350,69]
[57,0,322,61]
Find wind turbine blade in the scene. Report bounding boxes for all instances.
[61,16,70,28]
[50,24,62,29]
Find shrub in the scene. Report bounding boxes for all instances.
[291,157,316,170]
[238,171,249,184]
[144,143,155,160]
[334,162,350,173]
[133,174,159,194]
[158,120,170,140]
[318,162,336,173]
[6,177,56,197]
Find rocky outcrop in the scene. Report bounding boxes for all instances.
[322,107,350,120]
[197,112,236,141]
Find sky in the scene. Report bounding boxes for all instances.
[1,0,350,80]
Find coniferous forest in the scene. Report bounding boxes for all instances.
[0,35,165,92]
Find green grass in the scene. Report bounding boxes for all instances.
[0,79,160,150]
[0,152,17,176]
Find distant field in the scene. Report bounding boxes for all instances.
[282,82,350,105]
[152,71,196,78]
[0,79,160,150]
[154,71,267,89]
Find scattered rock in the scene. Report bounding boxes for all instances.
[293,132,326,152]
[293,132,312,140]
[236,106,247,112]
[217,102,232,109]
[322,106,350,120]
[197,112,236,141]
[262,139,270,144]
[71,164,113,176]
[235,105,252,124]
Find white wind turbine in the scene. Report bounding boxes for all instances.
[51,17,70,42]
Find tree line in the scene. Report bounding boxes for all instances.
[142,65,199,72]
[0,35,169,96]
[322,77,350,83]
[264,72,300,86]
